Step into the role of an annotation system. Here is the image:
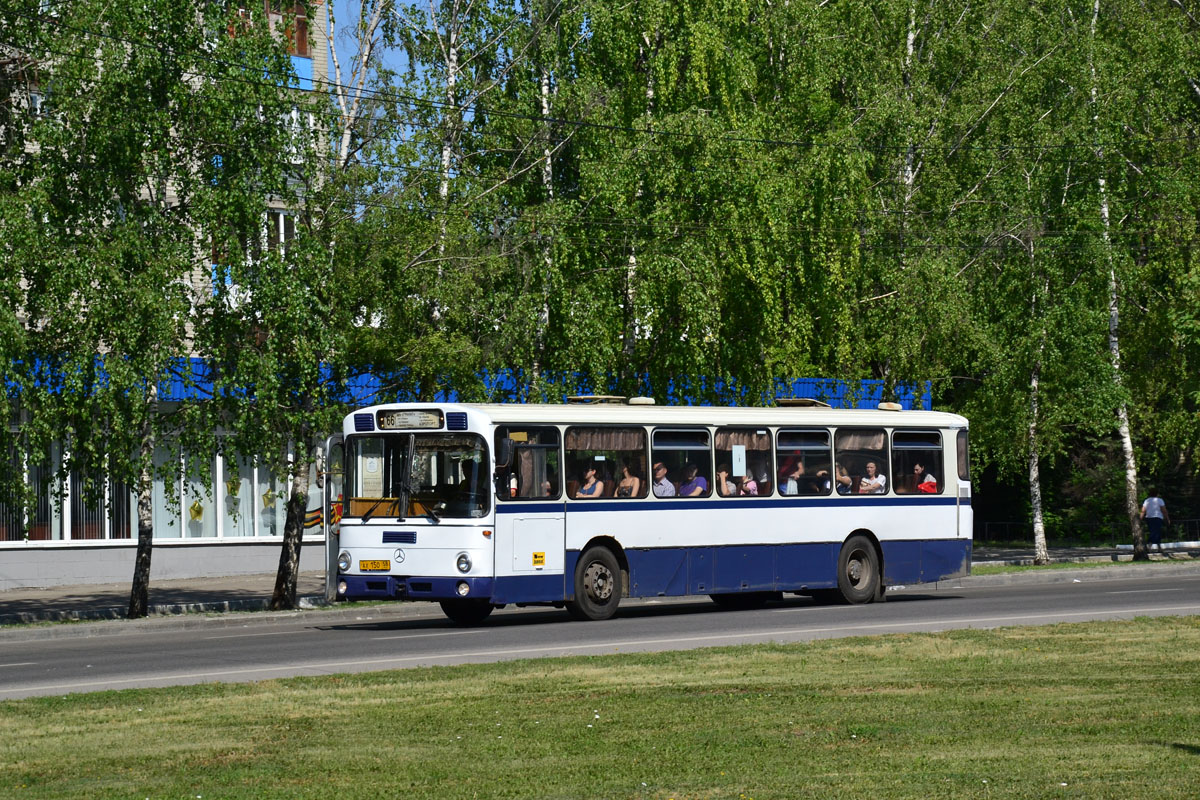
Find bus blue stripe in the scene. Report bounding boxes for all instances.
[496,496,965,514]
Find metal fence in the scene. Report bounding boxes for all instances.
[981,519,1200,547]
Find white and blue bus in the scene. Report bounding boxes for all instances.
[328,398,971,623]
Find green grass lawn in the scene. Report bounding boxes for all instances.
[3,617,1199,799]
[970,556,1198,575]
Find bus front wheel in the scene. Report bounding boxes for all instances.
[439,599,495,625]
[837,535,881,604]
[566,546,622,621]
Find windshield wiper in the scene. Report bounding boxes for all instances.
[359,497,387,524]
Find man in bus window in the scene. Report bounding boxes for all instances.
[652,462,676,496]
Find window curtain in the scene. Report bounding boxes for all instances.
[566,427,645,451]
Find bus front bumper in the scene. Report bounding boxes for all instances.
[338,574,495,602]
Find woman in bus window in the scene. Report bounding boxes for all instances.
[859,461,887,494]
[576,465,604,498]
[616,461,642,497]
[738,472,758,496]
[914,462,938,493]
[679,463,708,497]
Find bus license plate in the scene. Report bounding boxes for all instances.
[360,560,390,571]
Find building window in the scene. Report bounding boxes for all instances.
[266,210,296,252]
[267,2,309,56]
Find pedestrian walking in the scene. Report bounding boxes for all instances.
[1140,488,1171,553]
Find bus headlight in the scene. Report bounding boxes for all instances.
[456,552,472,573]
[337,551,351,572]
[456,581,470,596]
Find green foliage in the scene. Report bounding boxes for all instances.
[6,0,1200,537]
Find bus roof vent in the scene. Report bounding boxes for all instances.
[446,412,468,430]
[566,395,626,404]
[627,396,656,406]
[777,397,831,408]
[353,413,375,432]
[877,402,903,411]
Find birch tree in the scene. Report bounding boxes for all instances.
[5,0,302,615]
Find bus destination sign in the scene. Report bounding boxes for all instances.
[376,410,444,430]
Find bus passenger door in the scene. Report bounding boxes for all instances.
[495,504,566,603]
[492,433,567,603]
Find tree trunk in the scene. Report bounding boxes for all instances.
[271,438,314,610]
[1028,255,1050,565]
[1089,0,1144,558]
[531,0,555,389]
[128,383,158,618]
[1029,360,1049,565]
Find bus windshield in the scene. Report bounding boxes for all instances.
[345,433,490,520]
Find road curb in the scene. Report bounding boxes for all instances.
[0,595,330,628]
[944,559,1200,588]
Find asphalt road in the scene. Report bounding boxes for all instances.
[2,570,1199,700]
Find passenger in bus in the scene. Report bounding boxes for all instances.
[835,464,855,494]
[859,461,887,494]
[715,463,737,496]
[738,473,759,496]
[781,458,830,495]
[678,463,708,497]
[779,458,802,495]
[913,462,938,493]
[651,462,676,496]
[616,461,642,497]
[576,465,604,498]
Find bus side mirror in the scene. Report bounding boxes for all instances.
[495,438,514,469]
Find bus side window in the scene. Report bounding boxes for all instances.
[651,429,712,498]
[495,426,562,500]
[776,429,832,496]
[834,428,889,495]
[957,429,971,483]
[564,426,647,499]
[715,428,772,497]
[892,431,943,495]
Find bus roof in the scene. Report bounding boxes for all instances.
[348,402,968,431]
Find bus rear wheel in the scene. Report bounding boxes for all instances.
[566,546,622,621]
[837,535,881,604]
[439,599,494,625]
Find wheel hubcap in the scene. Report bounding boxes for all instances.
[847,552,867,586]
[583,562,613,602]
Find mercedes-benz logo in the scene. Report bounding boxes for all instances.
[394,549,406,563]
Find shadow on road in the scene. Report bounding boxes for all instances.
[319,590,960,633]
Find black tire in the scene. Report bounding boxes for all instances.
[566,546,622,621]
[709,592,774,610]
[837,534,881,604]
[439,599,495,625]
